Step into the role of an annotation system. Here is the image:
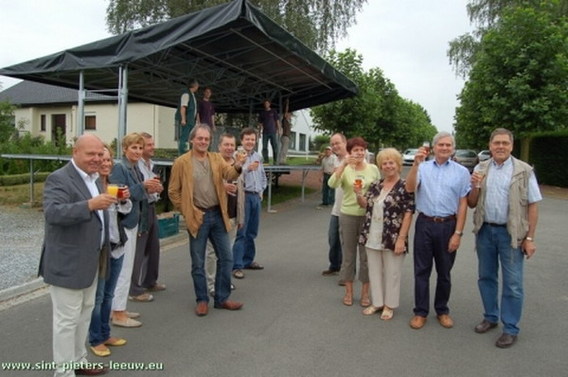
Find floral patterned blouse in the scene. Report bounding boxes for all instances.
[358,178,415,252]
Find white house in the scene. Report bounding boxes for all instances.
[0,81,317,154]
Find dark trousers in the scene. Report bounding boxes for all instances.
[130,204,160,296]
[327,215,342,271]
[262,133,279,164]
[413,215,457,317]
[321,173,335,206]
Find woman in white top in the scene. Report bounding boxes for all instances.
[354,148,415,320]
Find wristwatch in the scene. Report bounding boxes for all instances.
[525,236,534,242]
[454,230,463,236]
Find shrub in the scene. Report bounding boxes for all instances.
[527,130,568,188]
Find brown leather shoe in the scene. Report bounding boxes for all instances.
[475,319,498,334]
[75,367,109,375]
[495,333,517,348]
[245,262,264,270]
[321,269,339,276]
[214,300,243,310]
[409,315,427,329]
[437,314,454,328]
[195,301,209,317]
[148,282,166,292]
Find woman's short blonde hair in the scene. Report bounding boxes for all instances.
[376,148,403,173]
[121,132,145,154]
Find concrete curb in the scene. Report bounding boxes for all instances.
[0,230,188,309]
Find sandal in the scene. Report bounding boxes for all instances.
[90,344,110,357]
[342,294,353,306]
[380,307,394,320]
[362,305,380,316]
[360,296,371,308]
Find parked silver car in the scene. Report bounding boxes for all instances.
[452,149,479,172]
[478,150,491,161]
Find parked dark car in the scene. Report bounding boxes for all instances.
[452,149,479,172]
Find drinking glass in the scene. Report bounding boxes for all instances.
[107,184,119,197]
[474,165,487,188]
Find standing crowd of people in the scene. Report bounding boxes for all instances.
[39,81,541,377]
[321,128,541,350]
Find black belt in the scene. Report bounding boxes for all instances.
[484,222,507,227]
[419,213,456,223]
[245,191,259,195]
[196,205,220,212]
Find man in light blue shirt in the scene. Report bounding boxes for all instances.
[405,131,470,330]
[232,128,267,279]
[468,128,542,348]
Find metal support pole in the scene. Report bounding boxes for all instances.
[117,65,128,157]
[29,160,34,205]
[77,71,85,136]
[267,171,273,212]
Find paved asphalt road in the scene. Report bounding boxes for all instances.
[1,193,567,377]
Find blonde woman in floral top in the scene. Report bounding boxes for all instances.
[354,148,415,320]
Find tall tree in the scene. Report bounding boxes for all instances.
[310,49,437,151]
[0,101,16,142]
[448,0,568,77]
[106,0,367,52]
[454,4,568,148]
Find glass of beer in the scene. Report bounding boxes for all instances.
[354,178,363,189]
[117,185,127,200]
[107,184,119,197]
[422,141,431,155]
[238,146,247,158]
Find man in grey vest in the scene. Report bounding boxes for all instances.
[468,128,542,348]
[175,78,199,155]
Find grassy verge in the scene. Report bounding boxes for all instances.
[286,157,317,165]
[0,182,44,206]
[0,182,315,210]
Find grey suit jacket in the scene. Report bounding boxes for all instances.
[39,162,110,289]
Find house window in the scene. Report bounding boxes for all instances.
[299,133,307,151]
[290,131,296,150]
[40,114,46,132]
[85,115,96,130]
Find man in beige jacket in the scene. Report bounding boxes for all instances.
[169,124,245,317]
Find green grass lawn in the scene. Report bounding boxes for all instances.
[286,156,317,165]
[0,181,314,210]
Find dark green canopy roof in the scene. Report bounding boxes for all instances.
[0,0,357,113]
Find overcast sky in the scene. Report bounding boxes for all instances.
[0,0,473,133]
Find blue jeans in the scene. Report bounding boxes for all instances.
[89,255,124,346]
[413,215,457,317]
[189,208,233,304]
[262,133,278,164]
[233,193,261,269]
[327,215,342,271]
[476,224,524,335]
[321,173,335,205]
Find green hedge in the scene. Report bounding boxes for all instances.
[526,130,568,188]
[0,172,50,186]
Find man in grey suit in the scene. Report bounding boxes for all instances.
[40,134,115,377]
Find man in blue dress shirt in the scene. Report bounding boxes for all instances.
[405,131,470,330]
[468,128,541,348]
[232,128,268,279]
